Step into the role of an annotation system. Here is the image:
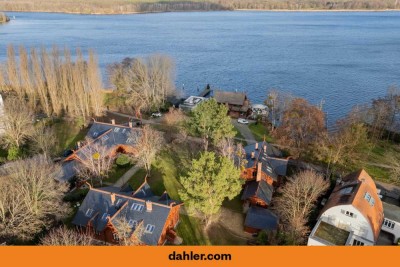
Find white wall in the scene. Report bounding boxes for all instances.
[320,205,375,243]
[381,217,400,244]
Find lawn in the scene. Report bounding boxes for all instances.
[125,142,246,245]
[53,119,89,154]
[106,163,134,184]
[348,140,400,185]
[248,122,275,143]
[176,215,210,245]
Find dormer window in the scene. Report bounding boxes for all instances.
[116,199,122,206]
[101,135,109,141]
[93,131,98,138]
[101,213,110,221]
[85,208,94,217]
[131,203,144,212]
[114,127,120,133]
[145,224,155,234]
[128,219,138,228]
[364,192,375,206]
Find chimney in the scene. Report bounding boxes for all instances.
[146,200,152,212]
[263,144,267,152]
[256,162,262,182]
[255,142,259,150]
[129,121,133,128]
[251,151,255,159]
[110,193,116,205]
[77,141,81,148]
[111,119,115,125]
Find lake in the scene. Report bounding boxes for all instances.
[1,11,400,124]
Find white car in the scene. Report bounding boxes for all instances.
[151,112,162,118]
[237,118,249,124]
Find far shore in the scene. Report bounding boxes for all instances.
[2,8,400,16]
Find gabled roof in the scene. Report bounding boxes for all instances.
[244,141,288,181]
[72,183,181,245]
[321,169,384,242]
[244,206,278,231]
[241,180,274,205]
[213,90,246,106]
[56,121,141,182]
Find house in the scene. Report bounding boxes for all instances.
[239,141,287,234]
[241,179,274,208]
[244,206,279,234]
[179,96,207,112]
[56,120,142,183]
[213,90,251,118]
[380,200,400,244]
[241,141,288,186]
[308,169,384,246]
[72,180,182,245]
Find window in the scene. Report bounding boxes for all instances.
[92,131,98,138]
[85,208,94,217]
[341,209,356,218]
[122,129,126,133]
[364,192,375,206]
[114,127,120,133]
[101,135,109,141]
[340,187,353,195]
[383,219,395,229]
[101,213,110,221]
[126,137,134,144]
[131,203,144,212]
[145,224,155,234]
[115,199,123,207]
[113,233,119,241]
[352,239,364,246]
[128,219,138,228]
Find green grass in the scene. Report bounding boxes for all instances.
[248,122,275,143]
[176,215,210,245]
[313,221,350,245]
[106,163,134,184]
[222,195,243,213]
[128,168,148,190]
[349,140,400,185]
[53,119,89,154]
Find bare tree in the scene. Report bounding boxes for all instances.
[75,140,116,186]
[274,98,326,158]
[273,170,329,245]
[40,226,93,246]
[31,121,58,157]
[112,216,144,246]
[130,125,164,176]
[384,151,400,185]
[0,155,70,241]
[264,89,293,132]
[0,96,34,149]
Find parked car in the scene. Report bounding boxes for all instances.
[151,112,162,118]
[237,118,249,124]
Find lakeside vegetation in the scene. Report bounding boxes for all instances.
[0,0,398,14]
[0,12,10,23]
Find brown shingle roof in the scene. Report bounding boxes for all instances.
[214,90,246,106]
[321,169,384,242]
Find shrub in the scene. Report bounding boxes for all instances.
[116,154,130,167]
[7,146,21,161]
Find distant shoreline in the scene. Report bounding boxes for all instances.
[2,9,400,16]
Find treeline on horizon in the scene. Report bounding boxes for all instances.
[0,0,399,14]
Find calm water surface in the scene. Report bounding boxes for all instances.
[1,11,400,123]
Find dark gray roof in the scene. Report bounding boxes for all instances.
[244,206,278,231]
[241,180,274,205]
[245,142,288,180]
[213,90,246,106]
[382,201,400,222]
[72,184,179,245]
[55,160,80,183]
[55,122,141,182]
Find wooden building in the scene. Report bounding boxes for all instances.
[56,120,142,183]
[213,90,251,118]
[72,180,183,245]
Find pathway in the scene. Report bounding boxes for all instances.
[113,164,141,187]
[231,119,256,144]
